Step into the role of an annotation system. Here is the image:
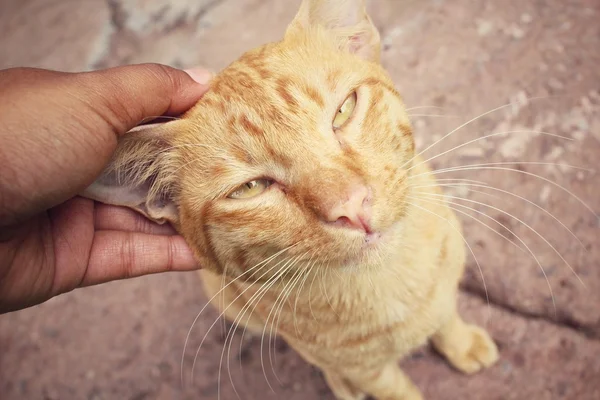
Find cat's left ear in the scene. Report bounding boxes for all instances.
[286,0,381,62]
[81,121,182,226]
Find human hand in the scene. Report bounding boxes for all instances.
[0,64,212,314]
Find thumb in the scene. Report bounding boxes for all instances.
[0,64,212,226]
[77,63,213,134]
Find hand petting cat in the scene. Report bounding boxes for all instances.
[0,64,211,314]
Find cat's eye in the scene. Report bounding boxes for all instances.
[333,91,357,129]
[228,179,272,199]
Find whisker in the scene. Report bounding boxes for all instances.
[423,182,587,250]
[409,193,558,316]
[267,257,312,382]
[189,247,296,387]
[413,191,585,289]
[220,266,228,340]
[405,200,491,321]
[234,253,292,379]
[407,130,573,173]
[401,97,552,170]
[408,195,524,252]
[292,254,318,336]
[407,114,461,118]
[307,259,321,323]
[182,244,295,388]
[409,165,597,218]
[405,105,446,112]
[271,257,319,373]
[319,262,339,318]
[268,255,313,370]
[409,162,592,180]
[259,256,306,388]
[433,178,489,185]
[220,255,301,398]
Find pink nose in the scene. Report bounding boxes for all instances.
[325,185,372,233]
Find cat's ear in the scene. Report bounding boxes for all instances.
[286,0,381,62]
[82,121,181,225]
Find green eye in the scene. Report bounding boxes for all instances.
[333,91,357,129]
[228,179,272,199]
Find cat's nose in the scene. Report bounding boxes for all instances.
[325,185,372,233]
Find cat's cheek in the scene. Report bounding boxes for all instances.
[177,219,223,274]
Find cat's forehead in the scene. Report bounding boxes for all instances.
[189,46,337,146]
[213,42,370,108]
[181,39,401,174]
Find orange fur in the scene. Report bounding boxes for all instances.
[84,1,499,398]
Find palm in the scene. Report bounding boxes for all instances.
[0,197,89,311]
[0,197,197,314]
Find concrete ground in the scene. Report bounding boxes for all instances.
[1,0,599,399]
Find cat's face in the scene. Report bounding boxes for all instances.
[84,0,416,279]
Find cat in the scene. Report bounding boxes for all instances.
[83,0,499,398]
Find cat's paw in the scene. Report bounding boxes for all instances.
[439,324,499,375]
[331,385,367,400]
[397,382,424,400]
[324,371,367,400]
[334,393,367,400]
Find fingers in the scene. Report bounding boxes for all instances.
[82,230,199,286]
[184,67,214,85]
[94,203,177,235]
[78,64,213,134]
[0,64,212,226]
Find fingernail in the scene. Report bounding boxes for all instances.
[184,68,214,84]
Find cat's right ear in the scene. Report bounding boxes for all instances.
[82,121,182,226]
[286,0,381,62]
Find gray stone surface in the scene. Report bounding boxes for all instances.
[0,0,598,399]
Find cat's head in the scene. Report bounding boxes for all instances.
[84,0,415,280]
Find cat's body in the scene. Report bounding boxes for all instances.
[199,156,494,400]
[200,156,460,382]
[83,1,498,398]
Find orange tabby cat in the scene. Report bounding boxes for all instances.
[83,0,499,398]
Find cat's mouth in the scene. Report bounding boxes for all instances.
[365,231,382,246]
[332,228,388,267]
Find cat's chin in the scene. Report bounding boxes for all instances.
[365,231,382,246]
[352,220,404,264]
[334,229,388,267]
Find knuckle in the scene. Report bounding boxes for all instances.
[166,238,175,272]
[143,63,181,93]
[121,232,136,279]
[134,214,145,233]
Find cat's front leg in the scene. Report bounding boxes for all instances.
[323,370,367,400]
[340,363,423,400]
[430,308,499,374]
[294,346,421,400]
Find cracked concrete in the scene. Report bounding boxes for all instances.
[461,285,596,340]
[0,0,598,399]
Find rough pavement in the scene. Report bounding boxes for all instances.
[1,0,599,399]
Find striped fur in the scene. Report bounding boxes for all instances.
[88,1,499,398]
